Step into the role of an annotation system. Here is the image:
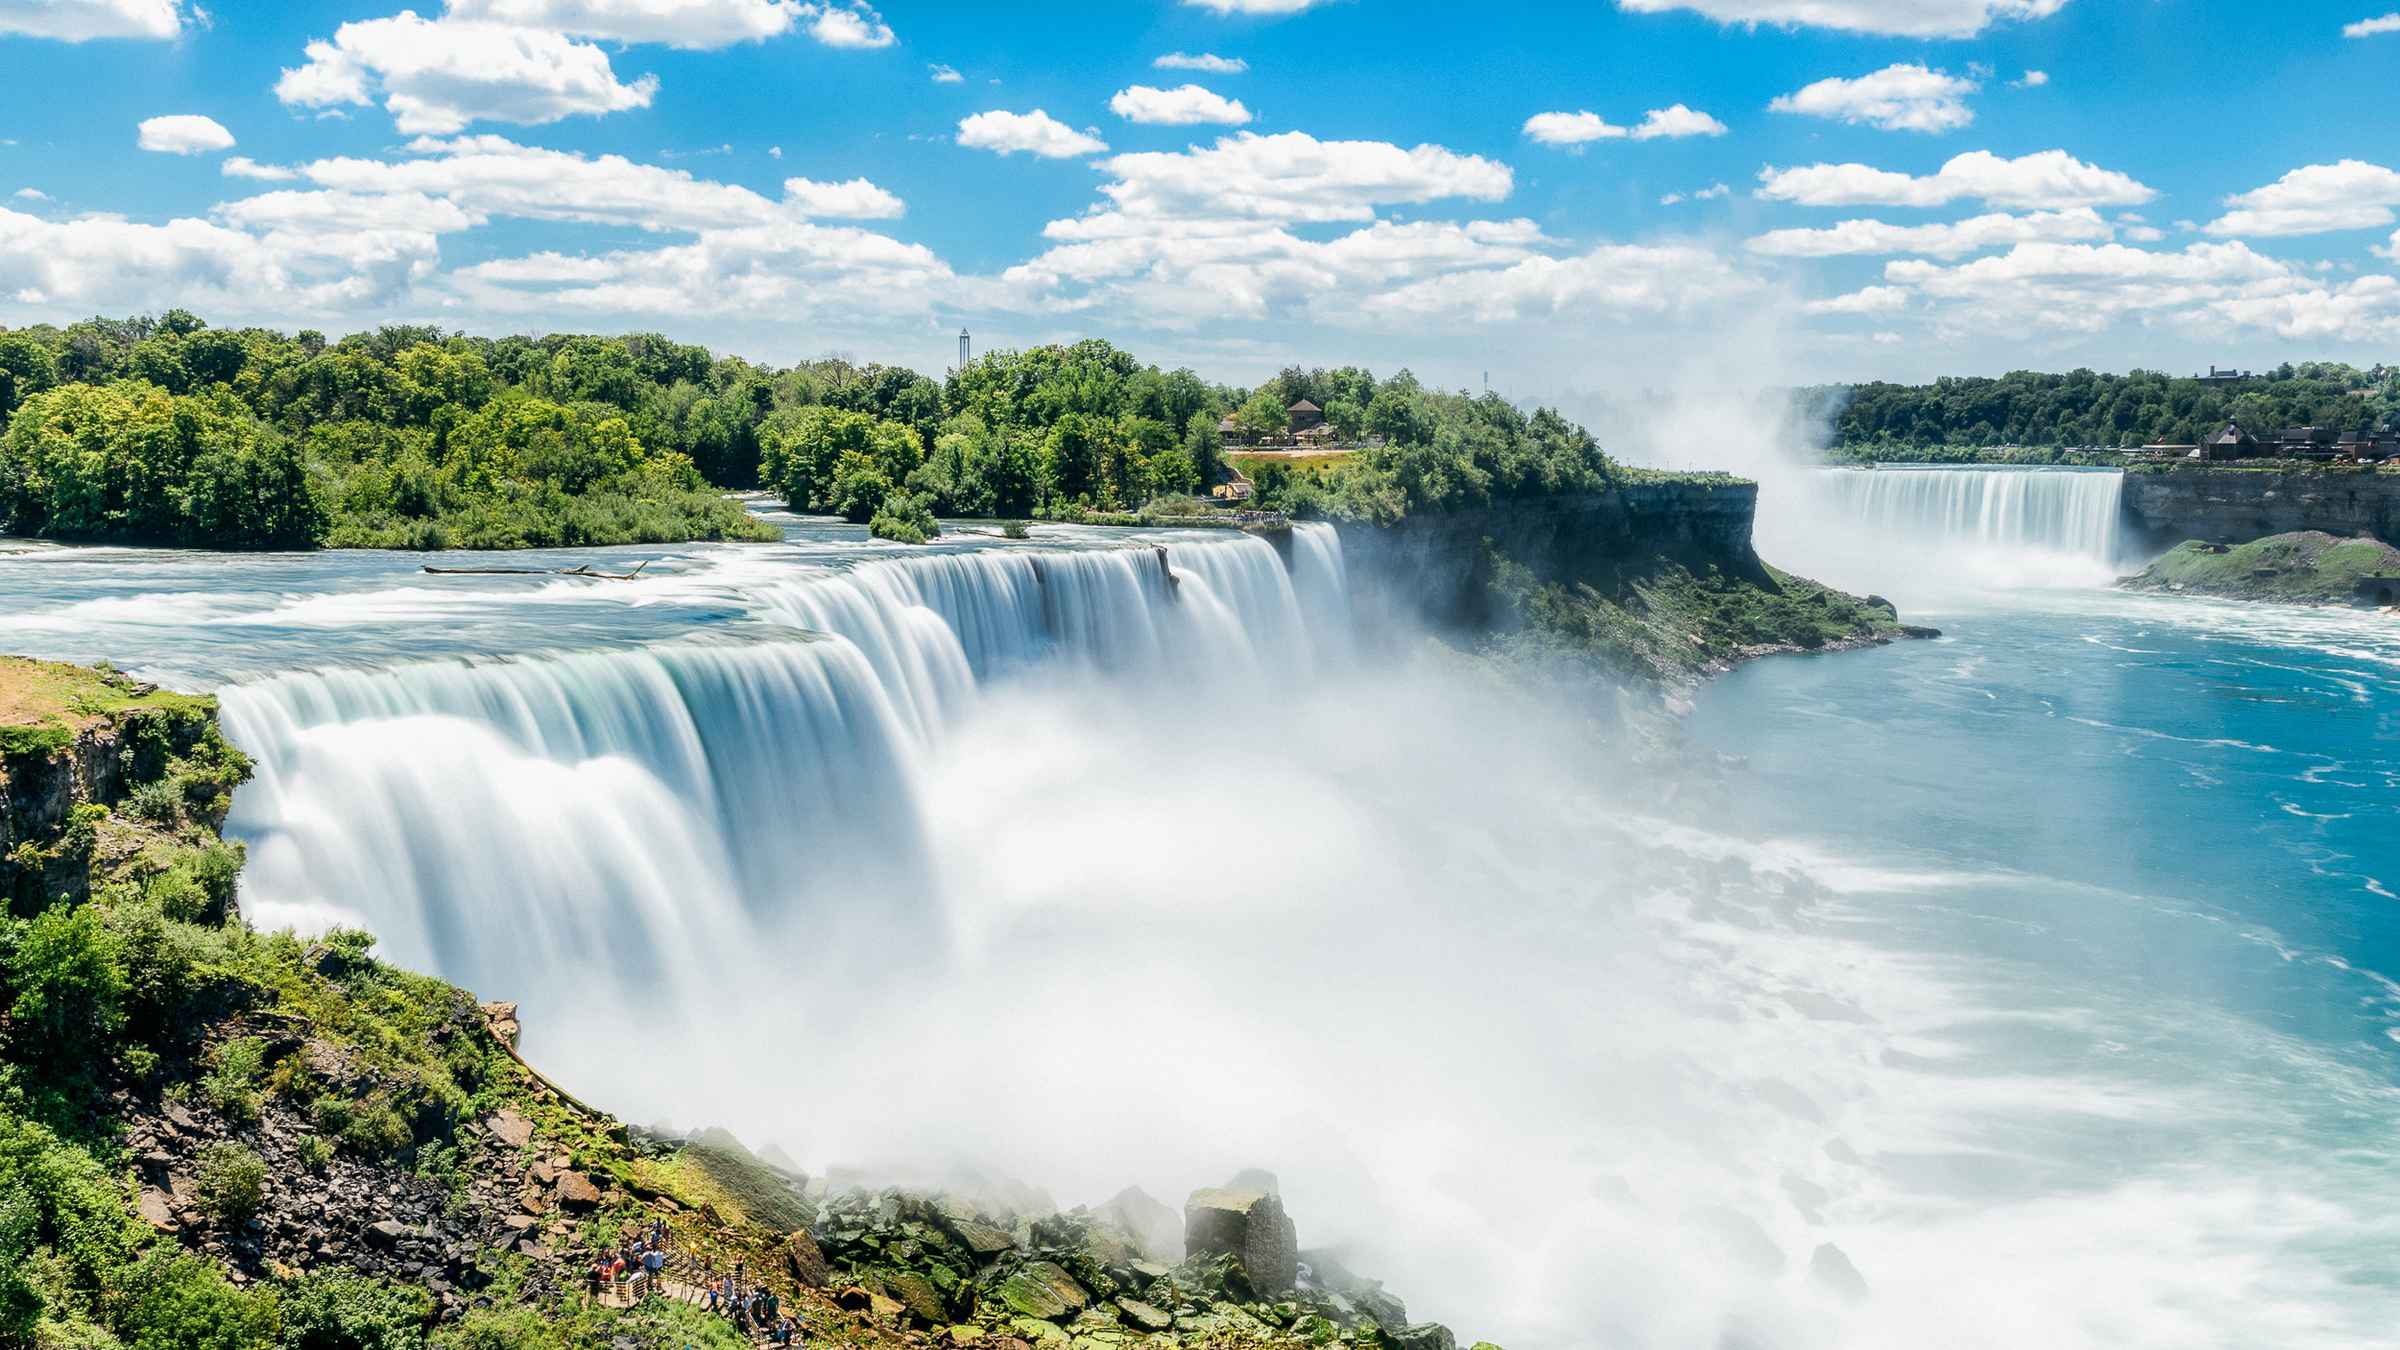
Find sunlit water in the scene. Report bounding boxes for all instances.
[1,491,2396,1349]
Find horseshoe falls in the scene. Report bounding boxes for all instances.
[5,509,2400,1350]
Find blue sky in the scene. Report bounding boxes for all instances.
[3,0,2400,393]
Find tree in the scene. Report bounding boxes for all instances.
[0,332,58,422]
[1236,391,1289,439]
[6,904,128,1081]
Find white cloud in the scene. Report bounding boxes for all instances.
[1769,64,1977,134]
[276,13,659,135]
[2344,12,2400,36]
[768,145,782,158]
[2206,160,2400,237]
[458,221,948,323]
[929,62,962,83]
[1093,130,1511,225]
[1362,242,1760,323]
[1524,104,1725,146]
[0,203,436,314]
[1155,51,1247,73]
[223,156,299,181]
[1109,84,1252,126]
[1805,284,1911,315]
[1881,240,2304,333]
[12,188,47,201]
[1179,0,1328,12]
[441,0,799,48]
[956,110,1109,159]
[2014,69,2049,87]
[137,114,235,155]
[800,1,890,48]
[779,175,904,219]
[1757,149,2155,210]
[1615,0,2070,39]
[1747,207,2114,258]
[0,0,182,41]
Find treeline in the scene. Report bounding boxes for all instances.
[0,312,1628,550]
[1820,364,2400,452]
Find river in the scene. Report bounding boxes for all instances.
[1,479,2394,1349]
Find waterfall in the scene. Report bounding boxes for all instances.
[218,526,1347,1093]
[1761,466,2133,596]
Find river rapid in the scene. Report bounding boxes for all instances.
[1,481,2395,1349]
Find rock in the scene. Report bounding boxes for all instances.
[1095,1187,1182,1263]
[364,1220,412,1249]
[1113,1298,1172,1333]
[787,1229,830,1288]
[485,1109,534,1150]
[1394,1325,1456,1350]
[836,1286,875,1312]
[481,1001,521,1047]
[1183,1188,1298,1296]
[553,1171,600,1212]
[883,1271,948,1327]
[868,1293,905,1321]
[991,1261,1089,1321]
[1810,1242,1869,1302]
[943,1327,986,1345]
[135,1188,177,1230]
[941,1214,1020,1261]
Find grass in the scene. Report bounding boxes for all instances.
[2124,532,2400,605]
[0,657,213,758]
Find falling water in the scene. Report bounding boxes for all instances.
[1760,466,2134,598]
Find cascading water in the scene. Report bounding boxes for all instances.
[1758,466,2135,599]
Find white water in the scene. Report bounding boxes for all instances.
[27,507,2370,1350]
[1762,466,2134,600]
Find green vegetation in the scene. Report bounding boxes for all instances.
[1490,552,1911,684]
[1819,362,2400,454]
[2122,532,2400,605]
[1,314,1703,550]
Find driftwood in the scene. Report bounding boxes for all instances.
[423,560,651,581]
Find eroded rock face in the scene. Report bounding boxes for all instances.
[1183,1187,1298,1295]
[786,1229,830,1287]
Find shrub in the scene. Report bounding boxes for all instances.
[195,1142,266,1228]
[1000,520,1030,539]
[295,1135,332,1172]
[108,1249,279,1350]
[200,1039,268,1123]
[868,491,937,545]
[5,905,127,1081]
[277,1273,432,1350]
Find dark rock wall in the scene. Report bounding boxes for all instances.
[1334,481,1760,632]
[2121,469,2400,550]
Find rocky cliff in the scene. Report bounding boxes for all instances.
[2120,466,2400,550]
[1336,478,1922,684]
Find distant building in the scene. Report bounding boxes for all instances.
[2197,419,2258,459]
[2196,365,2254,384]
[1286,399,1325,432]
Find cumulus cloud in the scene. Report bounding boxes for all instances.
[1875,240,2346,336]
[779,175,905,219]
[1109,84,1252,126]
[441,0,800,47]
[800,1,891,48]
[1769,64,1977,134]
[223,157,300,181]
[276,13,658,134]
[1615,0,2070,39]
[1758,149,2155,210]
[1179,0,1328,12]
[2344,12,2400,36]
[2014,69,2049,87]
[1804,284,1911,315]
[1155,51,1247,73]
[137,114,236,155]
[0,0,183,41]
[1093,131,1511,225]
[1362,242,1759,322]
[1747,207,2115,258]
[0,203,438,313]
[2205,160,2400,237]
[929,62,962,83]
[956,110,1109,159]
[1524,104,1726,146]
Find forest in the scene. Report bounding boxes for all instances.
[1819,364,2400,455]
[0,312,1625,550]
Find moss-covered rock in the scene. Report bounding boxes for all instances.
[2120,531,2400,606]
[992,1260,1090,1320]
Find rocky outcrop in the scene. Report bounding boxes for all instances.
[2120,466,2400,550]
[2120,531,2400,606]
[1184,1187,1299,1296]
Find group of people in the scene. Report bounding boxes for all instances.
[702,1266,802,1344]
[586,1220,805,1344]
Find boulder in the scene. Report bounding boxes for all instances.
[991,1261,1089,1321]
[882,1270,948,1327]
[553,1171,600,1212]
[786,1229,830,1288]
[485,1110,534,1150]
[1183,1188,1298,1296]
[1394,1324,1456,1350]
[941,1214,1020,1261]
[1114,1298,1172,1333]
[364,1220,413,1249]
[1096,1187,1183,1263]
